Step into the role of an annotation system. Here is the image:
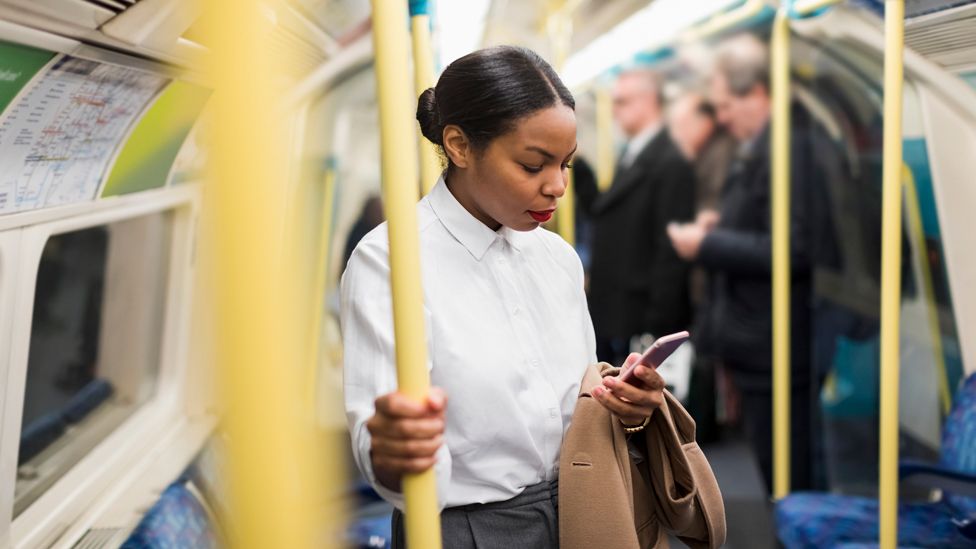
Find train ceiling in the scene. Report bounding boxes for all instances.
[0,0,974,80]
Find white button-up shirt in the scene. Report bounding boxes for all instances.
[341,178,597,510]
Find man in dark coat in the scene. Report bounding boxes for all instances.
[576,69,696,366]
[668,34,839,493]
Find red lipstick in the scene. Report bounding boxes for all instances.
[529,209,555,223]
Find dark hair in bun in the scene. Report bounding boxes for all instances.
[416,87,442,145]
[415,45,575,169]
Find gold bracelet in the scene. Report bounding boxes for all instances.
[620,415,651,434]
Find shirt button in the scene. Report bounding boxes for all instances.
[549,408,559,419]
[530,358,540,367]
[512,306,521,315]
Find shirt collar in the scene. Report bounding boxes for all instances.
[624,121,662,159]
[738,121,770,159]
[498,225,523,252]
[428,177,519,260]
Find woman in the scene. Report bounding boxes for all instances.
[342,46,668,548]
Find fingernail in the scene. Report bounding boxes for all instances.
[592,387,604,397]
[604,377,616,387]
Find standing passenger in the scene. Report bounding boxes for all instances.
[668,34,833,493]
[667,92,738,442]
[342,195,384,273]
[575,69,696,366]
[342,47,715,548]
[668,92,737,213]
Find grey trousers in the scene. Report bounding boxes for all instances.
[391,480,559,549]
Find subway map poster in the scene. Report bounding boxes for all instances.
[0,54,168,214]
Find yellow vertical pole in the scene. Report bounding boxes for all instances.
[306,166,338,404]
[557,169,576,245]
[370,1,442,547]
[770,6,792,500]
[901,165,952,416]
[596,85,615,192]
[203,0,327,546]
[548,6,575,246]
[410,1,441,195]
[880,2,905,547]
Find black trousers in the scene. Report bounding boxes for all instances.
[391,480,559,549]
[738,380,824,495]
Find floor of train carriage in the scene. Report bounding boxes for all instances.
[699,433,778,549]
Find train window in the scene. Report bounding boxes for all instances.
[14,212,172,516]
[790,36,965,497]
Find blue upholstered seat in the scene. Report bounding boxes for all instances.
[121,482,217,549]
[776,373,976,548]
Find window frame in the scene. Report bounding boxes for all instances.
[0,186,198,547]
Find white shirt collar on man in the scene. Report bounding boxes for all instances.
[341,178,597,510]
[620,121,662,169]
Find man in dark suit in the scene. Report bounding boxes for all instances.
[576,68,696,366]
[668,34,838,494]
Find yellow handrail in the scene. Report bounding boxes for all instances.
[370,0,442,547]
[203,0,327,546]
[306,167,338,405]
[792,0,841,15]
[880,2,905,548]
[682,0,766,42]
[410,6,441,196]
[557,169,576,245]
[901,165,953,416]
[548,1,576,246]
[539,0,586,34]
[596,85,615,192]
[770,5,792,500]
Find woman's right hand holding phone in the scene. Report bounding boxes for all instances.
[367,387,447,492]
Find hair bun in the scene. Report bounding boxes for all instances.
[416,87,443,145]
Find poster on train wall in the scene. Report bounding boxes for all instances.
[0,41,55,114]
[0,55,168,214]
[101,80,211,197]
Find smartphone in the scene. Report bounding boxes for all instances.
[618,331,690,387]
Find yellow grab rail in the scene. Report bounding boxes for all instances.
[880,2,905,547]
[682,0,766,42]
[410,4,441,196]
[370,0,442,547]
[770,5,792,500]
[548,1,576,246]
[793,0,842,15]
[596,86,615,192]
[306,167,338,405]
[767,0,844,503]
[557,169,576,245]
[203,0,328,545]
[901,165,953,416]
[768,0,843,508]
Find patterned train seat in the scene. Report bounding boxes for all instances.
[776,373,976,548]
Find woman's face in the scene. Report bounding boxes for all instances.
[455,105,577,232]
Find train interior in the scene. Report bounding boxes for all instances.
[0,0,974,547]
